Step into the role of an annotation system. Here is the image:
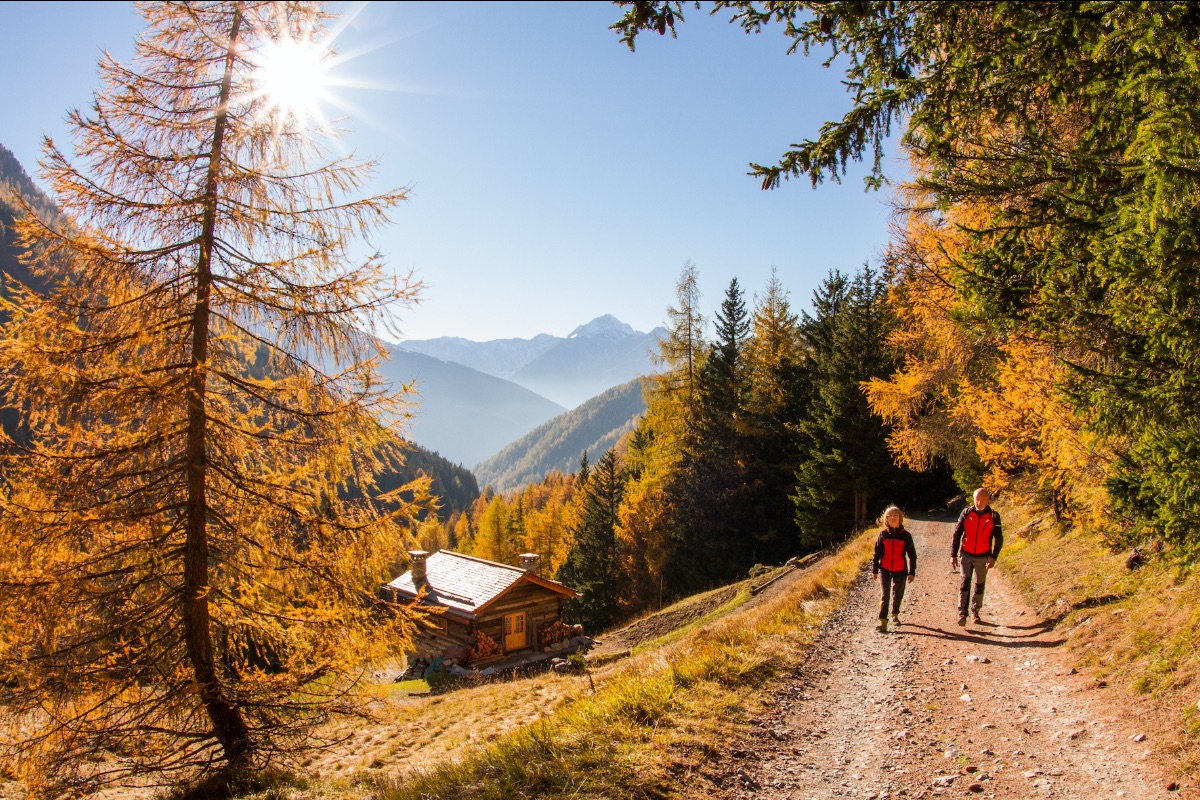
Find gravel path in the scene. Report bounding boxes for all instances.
[722,518,1186,800]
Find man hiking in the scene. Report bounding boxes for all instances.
[951,488,1003,626]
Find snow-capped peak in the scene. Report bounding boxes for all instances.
[568,314,638,339]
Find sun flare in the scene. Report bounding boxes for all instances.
[251,37,332,123]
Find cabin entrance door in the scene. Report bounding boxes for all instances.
[503,611,527,651]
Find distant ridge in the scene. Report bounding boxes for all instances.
[391,333,559,380]
[378,348,567,468]
[474,378,646,492]
[0,143,59,297]
[401,315,664,408]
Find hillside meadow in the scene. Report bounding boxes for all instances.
[151,505,1195,800]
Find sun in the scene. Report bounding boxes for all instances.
[251,36,332,124]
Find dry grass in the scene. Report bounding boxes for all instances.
[999,507,1200,779]
[229,533,873,800]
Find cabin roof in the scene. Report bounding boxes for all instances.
[385,550,577,619]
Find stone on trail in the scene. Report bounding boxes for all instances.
[1130,733,1147,742]
[735,767,759,789]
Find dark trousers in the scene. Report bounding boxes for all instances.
[958,552,990,615]
[879,571,908,618]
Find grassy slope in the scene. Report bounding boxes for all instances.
[233,510,1197,799]
[373,535,872,800]
[241,534,872,800]
[998,507,1200,778]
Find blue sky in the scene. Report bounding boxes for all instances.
[0,1,898,342]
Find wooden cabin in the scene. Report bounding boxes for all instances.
[385,550,579,665]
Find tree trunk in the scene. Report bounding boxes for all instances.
[183,3,251,772]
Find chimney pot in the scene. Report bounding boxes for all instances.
[519,553,540,576]
[408,550,430,585]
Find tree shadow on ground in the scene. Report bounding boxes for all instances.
[1017,593,1129,632]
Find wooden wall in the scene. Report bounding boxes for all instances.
[476,583,566,654]
[409,613,472,660]
[404,583,569,661]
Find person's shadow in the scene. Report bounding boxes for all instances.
[895,622,1065,649]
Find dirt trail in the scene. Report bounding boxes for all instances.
[723,518,1185,800]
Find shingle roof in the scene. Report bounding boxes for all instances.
[385,551,576,619]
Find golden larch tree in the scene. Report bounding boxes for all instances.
[0,2,427,794]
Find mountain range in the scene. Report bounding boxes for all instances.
[399,315,664,409]
[2,142,657,493]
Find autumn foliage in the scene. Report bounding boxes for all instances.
[0,2,426,794]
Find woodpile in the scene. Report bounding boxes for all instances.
[465,630,501,663]
[537,619,575,646]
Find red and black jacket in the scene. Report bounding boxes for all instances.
[951,506,1003,559]
[873,527,916,576]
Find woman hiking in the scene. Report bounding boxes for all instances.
[872,506,917,633]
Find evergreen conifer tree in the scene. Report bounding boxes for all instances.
[793,267,900,546]
[557,448,625,632]
[670,278,757,586]
[743,271,807,562]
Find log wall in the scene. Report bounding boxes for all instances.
[476,583,567,654]
[409,614,473,660]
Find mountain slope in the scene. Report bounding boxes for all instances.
[0,143,59,301]
[401,314,664,409]
[473,378,645,492]
[378,348,567,468]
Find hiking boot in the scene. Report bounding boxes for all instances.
[957,614,967,627]
[890,614,901,626]
[876,618,888,633]
[972,611,983,624]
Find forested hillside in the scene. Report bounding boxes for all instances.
[612,1,1200,556]
[0,144,58,298]
[420,263,954,631]
[474,378,645,493]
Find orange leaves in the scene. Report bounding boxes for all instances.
[872,157,1112,523]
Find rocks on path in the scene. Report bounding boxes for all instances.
[720,517,1186,800]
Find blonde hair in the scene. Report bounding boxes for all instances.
[880,505,904,527]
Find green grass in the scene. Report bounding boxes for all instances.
[629,586,755,656]
[1000,508,1199,780]
[390,678,432,695]
[364,535,872,800]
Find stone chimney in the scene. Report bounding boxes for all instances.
[408,550,430,585]
[519,553,540,576]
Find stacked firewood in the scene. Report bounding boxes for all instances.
[465,630,501,663]
[538,619,575,646]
